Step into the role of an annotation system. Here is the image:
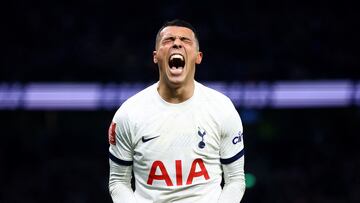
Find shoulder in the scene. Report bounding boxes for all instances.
[122,83,157,107]
[195,81,240,121]
[195,82,242,134]
[196,81,234,108]
[113,83,157,121]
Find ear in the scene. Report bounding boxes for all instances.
[153,51,158,64]
[195,51,203,64]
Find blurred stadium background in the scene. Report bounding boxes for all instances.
[1,0,359,202]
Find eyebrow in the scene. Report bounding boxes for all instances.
[162,35,192,41]
[179,36,191,40]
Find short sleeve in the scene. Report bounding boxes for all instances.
[220,101,244,165]
[108,107,134,166]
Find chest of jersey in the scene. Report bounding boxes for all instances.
[132,107,222,187]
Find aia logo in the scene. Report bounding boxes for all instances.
[108,122,116,145]
[232,131,243,145]
[147,159,210,186]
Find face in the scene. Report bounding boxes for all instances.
[153,26,203,88]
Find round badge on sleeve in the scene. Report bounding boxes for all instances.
[108,122,116,145]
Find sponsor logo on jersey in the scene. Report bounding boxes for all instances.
[147,158,210,186]
[197,127,206,149]
[232,131,243,145]
[108,122,116,145]
[142,135,160,143]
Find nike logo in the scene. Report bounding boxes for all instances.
[142,136,160,143]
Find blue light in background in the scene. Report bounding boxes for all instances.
[0,80,358,110]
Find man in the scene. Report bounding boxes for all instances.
[108,19,245,203]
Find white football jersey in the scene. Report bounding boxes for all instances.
[109,81,244,203]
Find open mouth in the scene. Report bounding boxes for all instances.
[168,54,185,69]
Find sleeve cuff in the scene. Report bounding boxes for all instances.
[109,152,133,166]
[220,149,245,165]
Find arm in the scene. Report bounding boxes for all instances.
[217,157,246,203]
[108,106,136,202]
[109,160,137,203]
[218,98,246,202]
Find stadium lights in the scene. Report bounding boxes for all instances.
[0,80,358,110]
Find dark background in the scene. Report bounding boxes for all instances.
[1,0,359,202]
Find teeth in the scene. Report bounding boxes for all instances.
[170,54,184,61]
[168,53,185,70]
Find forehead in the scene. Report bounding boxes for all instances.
[159,26,195,39]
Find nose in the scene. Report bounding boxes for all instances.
[172,37,182,49]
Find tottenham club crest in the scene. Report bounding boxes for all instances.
[197,127,206,149]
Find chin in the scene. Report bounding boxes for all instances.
[166,78,186,87]
[168,80,184,87]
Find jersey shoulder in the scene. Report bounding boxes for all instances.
[113,83,157,121]
[196,81,235,108]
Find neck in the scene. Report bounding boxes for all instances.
[157,80,195,104]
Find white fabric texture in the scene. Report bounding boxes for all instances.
[109,81,245,203]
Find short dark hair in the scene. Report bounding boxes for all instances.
[155,19,199,50]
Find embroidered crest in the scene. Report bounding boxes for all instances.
[108,122,116,145]
[197,127,206,149]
